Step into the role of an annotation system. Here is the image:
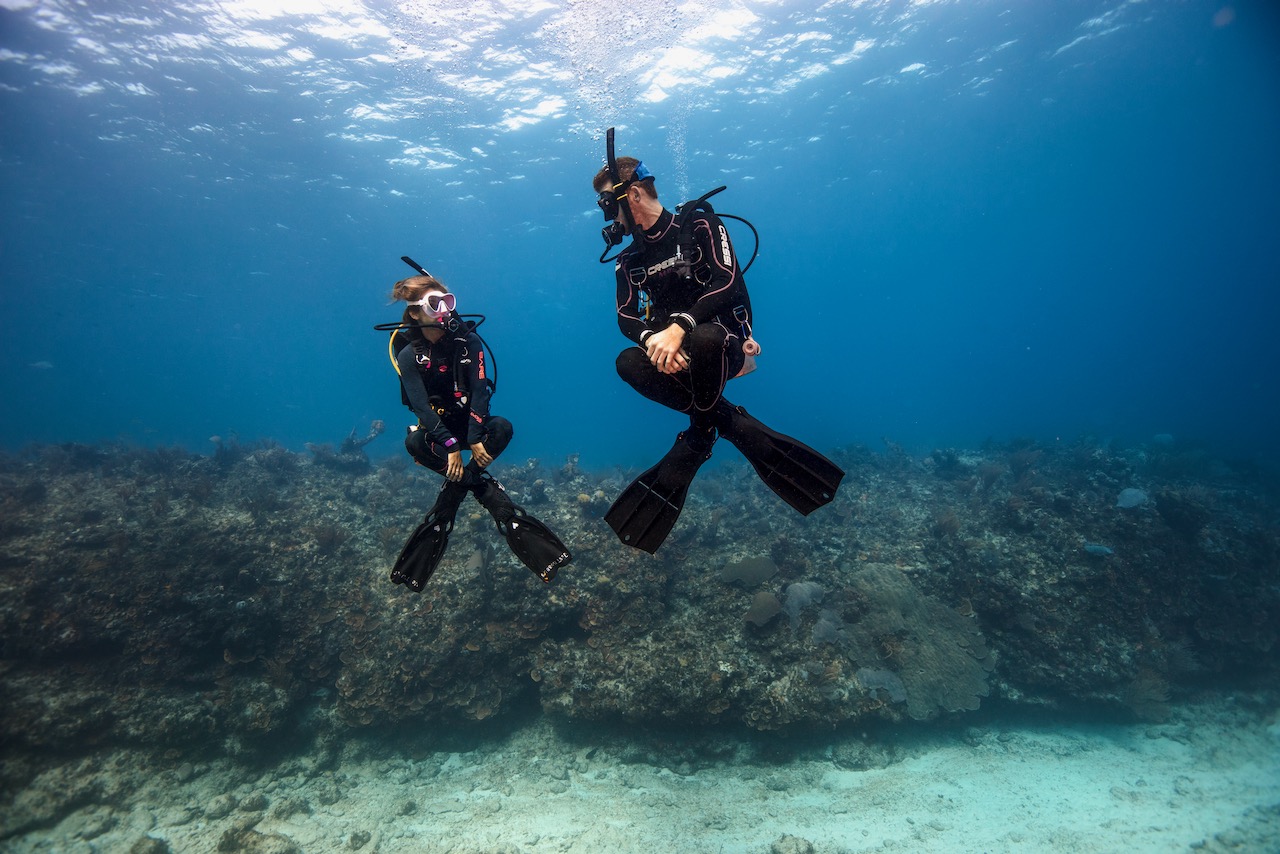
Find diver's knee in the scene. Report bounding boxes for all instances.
[405,429,445,472]
[616,347,649,382]
[485,416,514,452]
[487,415,513,439]
[405,429,426,458]
[617,347,647,372]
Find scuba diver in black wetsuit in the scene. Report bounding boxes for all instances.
[379,263,571,590]
[592,128,845,553]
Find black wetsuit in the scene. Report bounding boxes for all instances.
[395,327,512,474]
[387,322,571,586]
[614,206,752,423]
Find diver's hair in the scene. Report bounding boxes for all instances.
[593,156,657,200]
[391,274,449,302]
[390,275,450,324]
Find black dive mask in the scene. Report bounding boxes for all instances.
[597,187,620,222]
[598,183,630,249]
[598,182,630,248]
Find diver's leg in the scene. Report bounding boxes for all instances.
[394,427,482,591]
[616,347,695,413]
[476,416,513,461]
[685,323,745,417]
[409,421,507,488]
[683,323,745,449]
[405,428,450,475]
[617,344,723,452]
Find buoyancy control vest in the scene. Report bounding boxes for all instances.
[632,191,762,376]
[388,327,490,417]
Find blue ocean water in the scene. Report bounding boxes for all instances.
[1,0,1278,471]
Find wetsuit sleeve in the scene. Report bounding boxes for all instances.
[462,333,493,445]
[396,346,456,447]
[676,212,742,330]
[615,252,651,346]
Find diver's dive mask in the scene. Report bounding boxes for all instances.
[597,187,621,222]
[408,291,456,321]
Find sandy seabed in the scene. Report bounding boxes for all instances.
[7,695,1279,854]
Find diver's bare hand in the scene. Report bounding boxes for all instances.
[470,442,493,468]
[445,449,465,481]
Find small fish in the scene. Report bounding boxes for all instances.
[27,361,54,370]
[1084,542,1114,556]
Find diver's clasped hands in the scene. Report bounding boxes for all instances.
[646,324,689,375]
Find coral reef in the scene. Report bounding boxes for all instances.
[0,434,1276,762]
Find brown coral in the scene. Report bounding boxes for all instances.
[844,564,995,720]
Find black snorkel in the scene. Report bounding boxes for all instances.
[598,127,632,263]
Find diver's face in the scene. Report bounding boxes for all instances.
[615,202,633,232]
[613,189,637,232]
[597,181,638,247]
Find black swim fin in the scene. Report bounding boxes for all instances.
[503,512,573,583]
[390,481,468,592]
[473,474,572,583]
[605,431,714,554]
[715,402,843,515]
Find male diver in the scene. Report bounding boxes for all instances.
[380,262,571,590]
[593,130,844,553]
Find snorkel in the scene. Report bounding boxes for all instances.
[598,127,636,263]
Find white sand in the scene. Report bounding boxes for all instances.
[10,696,1279,853]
